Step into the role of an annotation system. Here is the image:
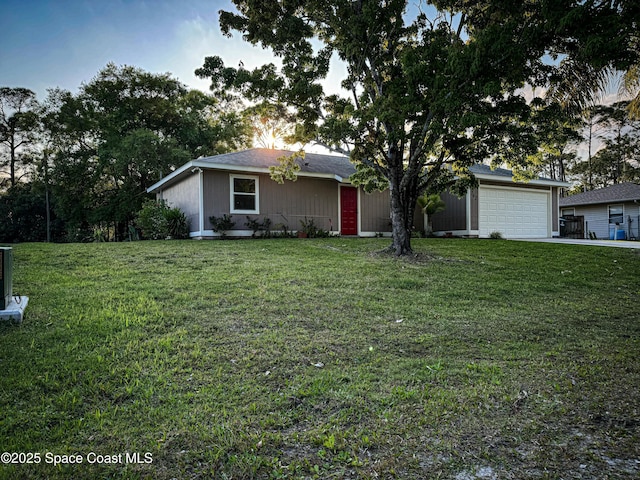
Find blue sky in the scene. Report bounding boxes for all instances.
[0,0,618,160]
[0,0,282,99]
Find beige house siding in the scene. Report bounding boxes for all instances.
[552,187,559,233]
[431,191,467,232]
[429,189,477,235]
[261,176,339,233]
[203,170,339,233]
[203,170,229,220]
[360,190,391,233]
[470,188,479,231]
[160,173,200,231]
[157,165,566,239]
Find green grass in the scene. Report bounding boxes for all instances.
[1,238,639,479]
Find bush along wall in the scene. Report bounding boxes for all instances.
[135,200,189,240]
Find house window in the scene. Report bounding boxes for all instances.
[230,175,259,214]
[608,204,623,224]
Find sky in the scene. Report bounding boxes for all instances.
[2,0,624,105]
[0,0,623,161]
[0,0,287,100]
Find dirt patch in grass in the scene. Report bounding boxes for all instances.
[369,247,471,266]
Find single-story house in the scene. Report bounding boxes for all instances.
[430,164,570,238]
[147,148,569,239]
[147,148,392,238]
[559,182,640,240]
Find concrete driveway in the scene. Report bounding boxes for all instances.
[510,238,640,249]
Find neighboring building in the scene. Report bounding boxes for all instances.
[147,149,569,239]
[430,164,570,238]
[559,183,640,240]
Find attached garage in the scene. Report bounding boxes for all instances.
[430,164,570,239]
[478,186,550,238]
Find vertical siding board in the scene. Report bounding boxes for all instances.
[265,176,338,232]
[204,172,339,232]
[161,173,200,232]
[470,188,479,231]
[360,190,391,232]
[629,204,640,238]
[577,204,609,239]
[203,171,229,224]
[552,187,559,232]
[431,191,467,231]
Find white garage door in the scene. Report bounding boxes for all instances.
[478,186,549,238]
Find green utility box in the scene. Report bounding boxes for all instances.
[1,247,12,310]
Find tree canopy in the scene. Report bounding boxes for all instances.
[570,101,640,188]
[0,87,39,189]
[197,0,638,254]
[0,64,251,242]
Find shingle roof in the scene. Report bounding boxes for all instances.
[468,164,515,178]
[148,148,568,193]
[198,148,356,179]
[468,163,563,183]
[559,182,640,206]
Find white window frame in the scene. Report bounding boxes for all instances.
[230,174,259,214]
[608,204,623,224]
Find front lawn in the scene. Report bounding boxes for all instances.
[1,239,639,479]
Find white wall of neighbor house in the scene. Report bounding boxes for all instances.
[571,202,640,240]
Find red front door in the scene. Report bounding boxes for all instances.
[340,186,358,235]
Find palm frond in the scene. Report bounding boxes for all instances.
[620,65,640,118]
[546,58,614,115]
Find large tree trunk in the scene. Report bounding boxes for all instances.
[388,175,417,256]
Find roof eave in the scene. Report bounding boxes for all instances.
[147,160,196,193]
[474,173,571,188]
[147,161,349,193]
[560,197,640,207]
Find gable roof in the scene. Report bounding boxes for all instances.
[147,148,569,194]
[148,148,356,193]
[468,164,514,178]
[559,182,640,207]
[197,148,357,179]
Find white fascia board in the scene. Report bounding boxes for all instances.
[335,176,350,183]
[147,161,196,193]
[474,173,570,188]
[147,160,347,193]
[199,162,342,181]
[148,161,344,193]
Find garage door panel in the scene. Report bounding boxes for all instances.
[479,186,549,238]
